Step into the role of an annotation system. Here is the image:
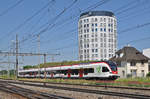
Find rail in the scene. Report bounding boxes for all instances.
[0,79,150,99]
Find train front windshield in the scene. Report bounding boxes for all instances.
[107,61,117,71]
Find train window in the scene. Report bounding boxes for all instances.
[89,68,94,73]
[84,69,88,75]
[102,67,109,72]
[71,69,79,75]
[84,68,94,74]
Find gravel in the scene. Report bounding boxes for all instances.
[12,84,131,99]
[0,90,27,99]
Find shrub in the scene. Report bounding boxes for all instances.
[146,72,150,77]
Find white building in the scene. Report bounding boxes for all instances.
[111,46,149,78]
[143,48,150,72]
[78,11,117,61]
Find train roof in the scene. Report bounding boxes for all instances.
[22,61,115,70]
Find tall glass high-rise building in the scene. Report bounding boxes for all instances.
[78,11,117,61]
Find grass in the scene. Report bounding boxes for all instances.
[0,75,150,88]
[116,77,150,83]
[0,75,16,80]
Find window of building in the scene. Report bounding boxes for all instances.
[141,70,144,77]
[111,19,113,22]
[87,24,89,27]
[92,28,94,32]
[95,23,97,27]
[100,23,102,27]
[104,23,106,27]
[92,34,94,37]
[87,29,89,33]
[101,43,103,47]
[87,19,89,22]
[100,38,103,42]
[80,20,82,24]
[92,44,94,47]
[111,29,113,32]
[131,69,137,77]
[87,39,89,42]
[104,33,106,37]
[87,44,89,48]
[92,39,94,42]
[81,29,82,33]
[95,54,98,57]
[87,34,89,38]
[130,62,136,66]
[95,49,98,52]
[100,28,103,32]
[92,23,94,27]
[100,18,102,21]
[84,49,86,53]
[95,18,97,21]
[122,70,125,77]
[104,18,106,22]
[84,44,86,48]
[95,44,98,47]
[92,49,94,53]
[80,55,83,59]
[104,28,106,32]
[84,29,86,33]
[87,49,89,53]
[111,24,113,27]
[95,34,98,37]
[95,38,98,42]
[95,28,98,32]
[108,18,110,22]
[141,61,144,65]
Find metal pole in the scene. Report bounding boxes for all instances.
[7,54,10,78]
[44,54,46,79]
[37,35,41,78]
[16,34,19,79]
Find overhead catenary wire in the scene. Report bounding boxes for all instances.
[0,0,24,17]
[118,22,150,34]
[0,0,54,43]
[119,36,150,46]
[2,0,150,62]
[30,0,112,45]
[19,0,78,44]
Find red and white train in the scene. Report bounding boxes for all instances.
[18,61,119,80]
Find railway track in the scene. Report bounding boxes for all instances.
[0,81,73,99]
[23,79,150,91]
[0,79,150,99]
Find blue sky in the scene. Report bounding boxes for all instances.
[0,0,150,69]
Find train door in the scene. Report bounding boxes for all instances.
[29,72,32,77]
[50,73,53,78]
[68,69,71,78]
[34,72,36,77]
[79,68,83,78]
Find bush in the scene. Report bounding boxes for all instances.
[146,72,150,77]
[127,74,132,78]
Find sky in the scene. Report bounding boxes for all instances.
[0,0,150,70]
